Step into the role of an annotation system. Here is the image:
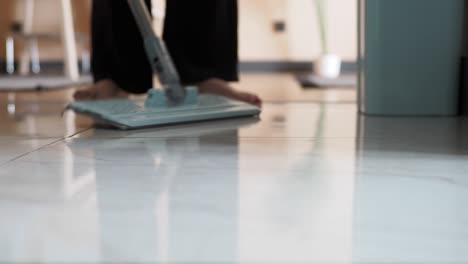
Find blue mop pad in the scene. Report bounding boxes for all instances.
[66,0,260,130]
[66,87,260,130]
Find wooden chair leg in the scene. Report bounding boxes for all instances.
[60,0,80,80]
[19,0,35,76]
[6,36,15,74]
[30,37,40,74]
[81,49,91,74]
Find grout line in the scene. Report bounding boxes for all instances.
[64,127,93,140]
[1,138,66,166]
[0,127,92,166]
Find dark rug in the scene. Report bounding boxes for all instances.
[296,73,357,88]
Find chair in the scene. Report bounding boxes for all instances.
[4,0,89,80]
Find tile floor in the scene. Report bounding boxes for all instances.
[0,73,467,263]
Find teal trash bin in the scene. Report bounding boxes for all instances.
[358,0,465,116]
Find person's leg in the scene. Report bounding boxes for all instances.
[75,0,152,100]
[163,0,237,83]
[163,0,261,106]
[108,0,153,93]
[76,0,261,106]
[90,0,112,83]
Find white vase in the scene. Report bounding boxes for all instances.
[314,54,342,79]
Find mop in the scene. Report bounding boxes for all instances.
[66,0,261,130]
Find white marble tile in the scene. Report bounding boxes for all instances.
[0,139,62,165]
[0,135,357,263]
[1,78,468,263]
[353,116,468,263]
[0,98,91,165]
[0,117,467,263]
[0,99,92,139]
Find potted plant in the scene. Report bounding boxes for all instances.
[314,0,341,79]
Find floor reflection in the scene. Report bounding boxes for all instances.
[238,105,355,263]
[0,142,99,262]
[93,130,240,262]
[354,115,468,263]
[0,96,91,139]
[0,118,260,262]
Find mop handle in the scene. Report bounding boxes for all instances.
[127,0,186,104]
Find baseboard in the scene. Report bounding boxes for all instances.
[0,60,358,75]
[239,60,357,73]
[0,61,88,75]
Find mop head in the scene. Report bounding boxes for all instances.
[66,87,261,130]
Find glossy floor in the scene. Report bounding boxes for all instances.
[0,74,467,263]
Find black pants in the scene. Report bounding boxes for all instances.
[92,0,239,94]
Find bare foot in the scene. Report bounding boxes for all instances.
[73,79,129,101]
[196,78,262,107]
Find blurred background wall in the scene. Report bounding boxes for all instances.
[239,0,357,62]
[0,0,356,63]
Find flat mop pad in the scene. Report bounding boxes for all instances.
[66,87,260,130]
[66,0,260,129]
